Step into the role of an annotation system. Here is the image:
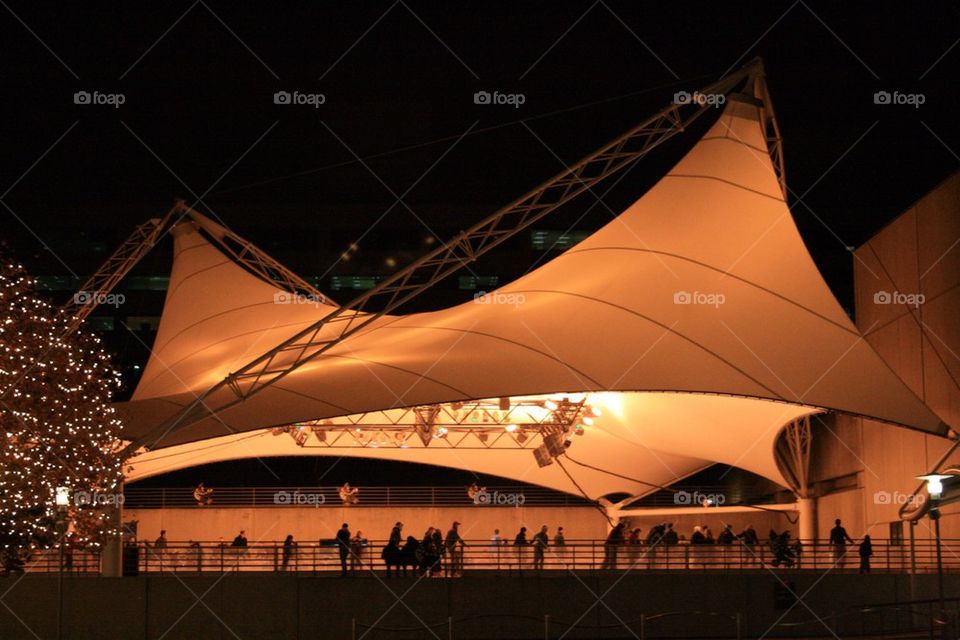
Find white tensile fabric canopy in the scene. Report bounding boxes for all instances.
[117,94,947,500]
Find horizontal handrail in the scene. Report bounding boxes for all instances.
[11,538,960,576]
[121,484,760,508]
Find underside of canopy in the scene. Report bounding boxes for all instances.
[117,85,947,498]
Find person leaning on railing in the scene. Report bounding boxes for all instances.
[444,521,465,576]
[601,523,626,570]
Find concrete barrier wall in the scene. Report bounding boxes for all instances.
[124,505,612,543]
[124,504,792,546]
[3,572,959,639]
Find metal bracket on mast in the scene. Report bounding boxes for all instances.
[127,58,777,453]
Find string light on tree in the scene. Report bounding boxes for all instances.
[0,257,124,558]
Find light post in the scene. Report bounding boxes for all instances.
[918,473,951,635]
[54,486,70,640]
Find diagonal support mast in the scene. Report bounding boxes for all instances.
[61,202,332,337]
[128,58,775,452]
[61,206,179,336]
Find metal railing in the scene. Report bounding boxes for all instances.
[122,484,751,508]
[123,485,595,508]
[13,538,960,575]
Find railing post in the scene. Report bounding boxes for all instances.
[544,613,550,640]
[351,618,356,640]
[448,615,453,640]
[640,613,645,640]
[736,612,742,640]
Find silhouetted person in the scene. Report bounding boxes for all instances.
[232,530,247,547]
[829,519,853,567]
[445,521,465,576]
[858,535,873,574]
[602,523,625,569]
[690,526,707,544]
[281,534,295,571]
[553,527,566,546]
[431,527,444,574]
[154,530,168,549]
[663,523,679,545]
[514,527,528,573]
[717,526,735,545]
[336,523,351,576]
[420,527,440,577]
[737,524,759,546]
[389,522,403,547]
[532,525,548,570]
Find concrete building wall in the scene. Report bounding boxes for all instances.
[4,573,959,640]
[125,505,612,543]
[808,171,960,541]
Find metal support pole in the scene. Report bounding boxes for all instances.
[910,521,917,602]
[57,530,64,640]
[933,507,946,634]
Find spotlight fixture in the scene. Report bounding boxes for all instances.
[533,445,553,467]
[504,423,518,433]
[582,416,594,426]
[544,400,558,411]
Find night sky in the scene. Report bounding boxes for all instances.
[2,2,958,485]
[3,2,958,298]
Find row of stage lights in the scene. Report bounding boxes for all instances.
[273,397,602,451]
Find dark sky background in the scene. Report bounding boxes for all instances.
[2,2,957,486]
[2,1,958,299]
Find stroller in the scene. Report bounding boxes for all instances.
[769,531,796,568]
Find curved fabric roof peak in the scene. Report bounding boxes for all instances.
[118,91,946,498]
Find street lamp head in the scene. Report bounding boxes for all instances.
[917,473,952,499]
[55,486,70,507]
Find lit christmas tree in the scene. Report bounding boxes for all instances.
[0,256,124,559]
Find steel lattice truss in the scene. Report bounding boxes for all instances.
[269,397,593,456]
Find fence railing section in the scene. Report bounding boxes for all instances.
[122,485,603,508]
[12,538,960,575]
